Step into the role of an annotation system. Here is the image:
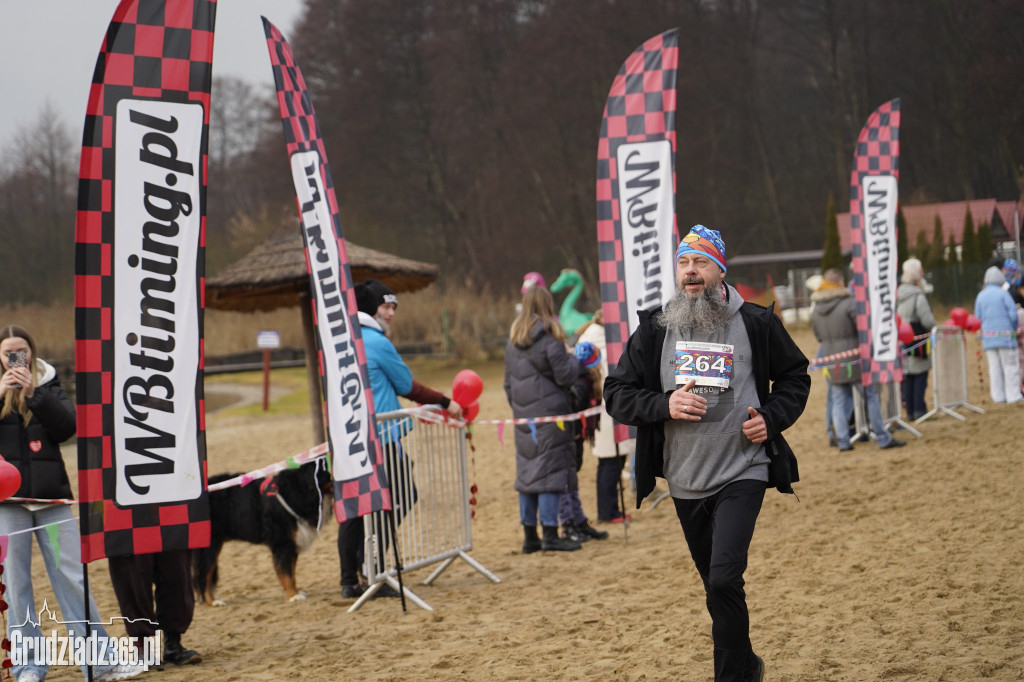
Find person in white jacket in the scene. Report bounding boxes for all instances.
[576,311,634,522]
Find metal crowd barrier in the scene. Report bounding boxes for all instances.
[917,325,984,423]
[850,382,915,442]
[850,377,921,441]
[879,380,921,437]
[349,406,500,612]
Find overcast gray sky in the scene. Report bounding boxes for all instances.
[0,0,304,146]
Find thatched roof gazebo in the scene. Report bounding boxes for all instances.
[207,218,438,312]
[206,216,439,442]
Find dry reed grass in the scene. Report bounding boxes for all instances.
[0,302,75,359]
[0,284,518,363]
[389,285,517,360]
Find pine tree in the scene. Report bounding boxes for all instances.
[946,232,959,266]
[914,230,929,261]
[926,215,946,270]
[961,207,978,263]
[976,221,994,263]
[821,194,844,272]
[896,207,908,267]
[963,218,990,297]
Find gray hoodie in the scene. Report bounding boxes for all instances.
[657,284,768,499]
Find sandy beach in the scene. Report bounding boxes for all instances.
[29,325,1024,680]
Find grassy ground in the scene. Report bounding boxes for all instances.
[207,358,502,420]
[0,284,519,363]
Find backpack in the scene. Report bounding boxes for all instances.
[906,293,929,359]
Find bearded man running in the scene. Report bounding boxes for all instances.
[605,225,810,682]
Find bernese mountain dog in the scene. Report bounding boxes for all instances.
[193,459,333,605]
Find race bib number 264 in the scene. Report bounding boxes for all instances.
[675,341,734,389]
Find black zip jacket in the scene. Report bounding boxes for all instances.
[604,300,810,506]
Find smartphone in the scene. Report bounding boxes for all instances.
[7,350,26,369]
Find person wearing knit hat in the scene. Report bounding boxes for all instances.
[811,268,906,450]
[897,258,936,420]
[606,223,811,682]
[1002,258,1024,307]
[576,312,635,524]
[354,279,399,334]
[975,266,1023,404]
[573,341,600,369]
[676,224,727,273]
[521,272,546,295]
[555,340,610,545]
[337,279,463,600]
[1003,258,1019,281]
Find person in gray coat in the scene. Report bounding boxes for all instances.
[810,269,905,451]
[895,258,936,420]
[503,286,582,553]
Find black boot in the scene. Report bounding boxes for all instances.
[522,525,541,554]
[541,525,581,552]
[576,519,609,540]
[163,633,202,666]
[562,522,587,543]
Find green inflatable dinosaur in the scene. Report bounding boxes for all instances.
[550,268,593,336]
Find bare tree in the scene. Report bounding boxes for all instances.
[0,103,77,302]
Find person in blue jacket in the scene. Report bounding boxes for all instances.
[975,266,1022,403]
[337,280,462,599]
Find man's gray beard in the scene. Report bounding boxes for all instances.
[658,279,731,335]
[376,316,392,337]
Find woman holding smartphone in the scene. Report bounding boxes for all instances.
[0,325,142,682]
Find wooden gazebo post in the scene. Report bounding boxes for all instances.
[299,291,325,444]
[204,216,439,449]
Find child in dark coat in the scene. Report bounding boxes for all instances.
[557,342,608,543]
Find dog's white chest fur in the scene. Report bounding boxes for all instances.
[295,519,318,552]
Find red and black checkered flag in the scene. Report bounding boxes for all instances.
[74,0,217,562]
[849,98,902,386]
[262,18,391,523]
[596,29,679,442]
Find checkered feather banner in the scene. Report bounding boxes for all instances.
[849,98,902,386]
[596,29,679,441]
[74,0,217,562]
[262,18,391,523]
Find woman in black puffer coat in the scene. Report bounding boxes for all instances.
[0,325,139,681]
[503,287,581,553]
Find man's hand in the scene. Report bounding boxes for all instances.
[742,406,767,443]
[446,401,463,420]
[669,379,707,421]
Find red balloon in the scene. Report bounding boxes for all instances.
[965,314,981,332]
[452,369,483,407]
[950,307,968,328]
[0,455,21,502]
[462,401,480,423]
[898,321,915,346]
[941,318,955,328]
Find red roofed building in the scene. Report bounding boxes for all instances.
[838,199,1022,252]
